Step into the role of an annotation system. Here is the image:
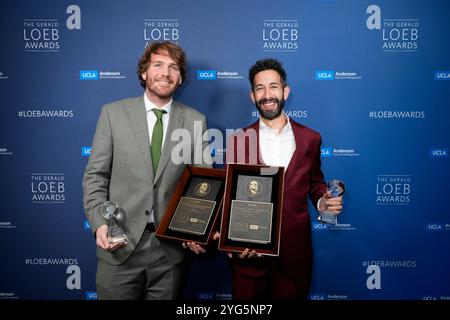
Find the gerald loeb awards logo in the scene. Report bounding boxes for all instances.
[366,4,419,52]
[376,175,411,205]
[262,19,298,52]
[144,19,180,47]
[31,173,65,203]
[23,19,61,51]
[23,5,81,53]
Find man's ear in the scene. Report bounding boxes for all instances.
[249,90,255,103]
[283,85,291,100]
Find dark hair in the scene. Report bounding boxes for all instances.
[137,41,187,88]
[248,58,287,90]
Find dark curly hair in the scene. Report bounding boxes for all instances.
[248,58,287,90]
[137,41,187,88]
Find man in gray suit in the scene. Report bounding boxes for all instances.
[83,42,212,299]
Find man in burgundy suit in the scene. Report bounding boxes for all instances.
[224,58,343,299]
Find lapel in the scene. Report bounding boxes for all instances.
[128,96,154,182]
[286,120,305,177]
[245,120,263,165]
[154,101,184,184]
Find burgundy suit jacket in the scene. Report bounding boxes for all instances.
[226,119,327,284]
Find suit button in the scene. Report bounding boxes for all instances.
[145,210,150,215]
[153,184,157,190]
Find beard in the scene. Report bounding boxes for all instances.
[146,77,178,99]
[255,97,285,120]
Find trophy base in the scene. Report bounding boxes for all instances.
[108,235,129,245]
[318,212,337,225]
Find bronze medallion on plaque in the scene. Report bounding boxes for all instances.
[194,182,211,197]
[245,180,263,198]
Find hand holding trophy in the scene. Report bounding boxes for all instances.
[100,201,129,245]
[318,179,345,225]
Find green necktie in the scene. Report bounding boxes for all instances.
[150,109,166,174]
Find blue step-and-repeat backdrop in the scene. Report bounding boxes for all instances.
[0,0,449,300]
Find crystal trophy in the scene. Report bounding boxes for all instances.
[100,201,129,245]
[318,180,345,225]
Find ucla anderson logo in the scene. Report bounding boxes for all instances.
[315,71,334,80]
[83,220,91,230]
[430,148,448,158]
[80,70,98,80]
[81,146,92,157]
[434,71,450,80]
[197,70,217,80]
[85,291,97,300]
[321,147,333,157]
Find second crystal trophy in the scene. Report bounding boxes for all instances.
[100,201,129,245]
[318,179,345,225]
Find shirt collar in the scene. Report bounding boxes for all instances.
[259,112,292,134]
[144,94,172,114]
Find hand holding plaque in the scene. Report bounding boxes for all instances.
[318,179,345,225]
[100,201,129,245]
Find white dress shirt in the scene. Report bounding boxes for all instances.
[259,114,296,168]
[144,94,171,147]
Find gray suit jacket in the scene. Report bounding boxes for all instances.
[83,96,212,265]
